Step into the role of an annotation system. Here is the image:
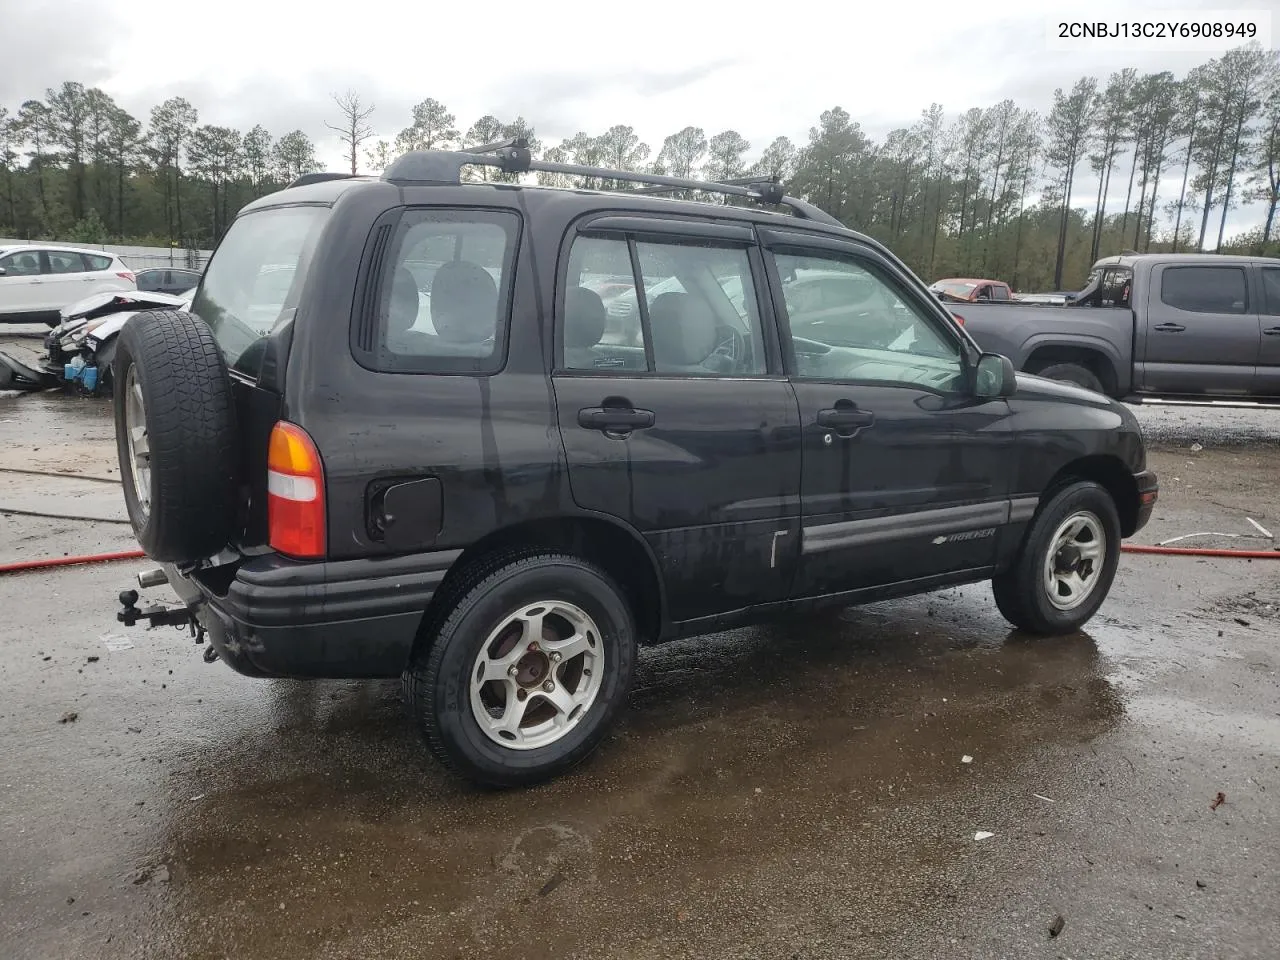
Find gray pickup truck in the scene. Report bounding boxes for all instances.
[952,253,1280,401]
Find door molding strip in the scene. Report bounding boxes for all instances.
[802,497,1039,554]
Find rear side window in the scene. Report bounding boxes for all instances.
[1160,266,1248,314]
[85,254,113,271]
[365,209,519,375]
[561,234,766,376]
[47,251,87,274]
[193,205,329,377]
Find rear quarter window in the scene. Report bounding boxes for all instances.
[356,208,520,375]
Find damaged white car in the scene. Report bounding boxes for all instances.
[0,288,194,395]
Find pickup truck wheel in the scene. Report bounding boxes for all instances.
[1034,362,1104,394]
[113,310,240,563]
[404,553,637,788]
[991,480,1121,635]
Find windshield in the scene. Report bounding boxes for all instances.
[191,205,329,377]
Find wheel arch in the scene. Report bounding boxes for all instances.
[413,513,668,658]
[1044,454,1139,536]
[1024,341,1122,397]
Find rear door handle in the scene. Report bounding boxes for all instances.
[578,405,655,433]
[1263,327,1280,337]
[1153,323,1186,333]
[816,404,875,436]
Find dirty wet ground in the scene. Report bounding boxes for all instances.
[1,388,1278,960]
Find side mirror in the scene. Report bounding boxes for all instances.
[974,352,1017,399]
[0,267,7,276]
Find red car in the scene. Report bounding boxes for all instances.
[929,278,1013,303]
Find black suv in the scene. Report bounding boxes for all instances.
[111,141,1158,787]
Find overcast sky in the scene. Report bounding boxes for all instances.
[1,0,1273,237]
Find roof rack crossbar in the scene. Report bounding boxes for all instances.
[632,175,779,195]
[379,149,844,228]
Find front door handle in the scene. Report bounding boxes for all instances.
[816,403,875,436]
[1153,323,1186,333]
[1263,326,1280,337]
[578,405,655,434]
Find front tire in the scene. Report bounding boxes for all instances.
[1034,361,1105,394]
[404,553,637,788]
[992,480,1121,635]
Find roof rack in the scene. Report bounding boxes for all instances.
[379,139,842,228]
[288,172,360,188]
[631,175,780,195]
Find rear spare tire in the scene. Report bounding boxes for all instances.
[113,310,240,563]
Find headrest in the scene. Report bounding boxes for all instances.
[388,267,420,338]
[648,292,717,367]
[431,260,498,344]
[564,287,607,349]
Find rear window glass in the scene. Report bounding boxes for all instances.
[192,205,328,377]
[367,209,519,375]
[1160,266,1247,314]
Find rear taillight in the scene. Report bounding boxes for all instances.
[117,271,135,282]
[267,421,325,558]
[951,313,965,326]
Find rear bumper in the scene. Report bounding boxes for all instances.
[165,550,460,679]
[1133,469,1158,533]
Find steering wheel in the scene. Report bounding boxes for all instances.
[708,323,749,372]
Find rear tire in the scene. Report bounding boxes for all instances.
[113,310,240,563]
[992,480,1121,635]
[404,553,637,788]
[1034,361,1104,394]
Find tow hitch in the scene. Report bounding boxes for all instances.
[117,588,212,658]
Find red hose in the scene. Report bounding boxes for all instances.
[1122,544,1280,559]
[0,549,146,574]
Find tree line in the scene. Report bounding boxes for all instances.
[1,41,1277,291]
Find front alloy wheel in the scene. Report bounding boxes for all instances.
[1042,511,1107,611]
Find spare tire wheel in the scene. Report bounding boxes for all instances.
[113,310,241,563]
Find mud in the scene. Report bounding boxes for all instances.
[1,390,1278,959]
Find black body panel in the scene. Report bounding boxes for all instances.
[164,174,1156,679]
